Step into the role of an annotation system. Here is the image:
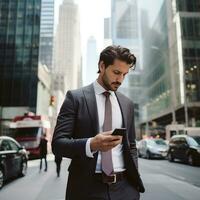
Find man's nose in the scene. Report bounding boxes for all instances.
[117,74,124,83]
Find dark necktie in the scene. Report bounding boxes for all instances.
[101,91,114,176]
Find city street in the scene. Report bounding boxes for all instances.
[0,155,67,200]
[0,155,199,200]
[140,158,200,200]
[0,0,200,199]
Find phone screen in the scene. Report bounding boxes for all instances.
[112,128,126,136]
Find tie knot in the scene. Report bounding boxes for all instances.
[103,91,110,98]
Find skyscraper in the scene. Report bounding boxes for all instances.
[85,36,98,85]
[140,1,170,137]
[111,0,142,133]
[104,17,112,47]
[140,0,200,136]
[0,0,41,109]
[54,0,81,93]
[0,0,52,135]
[39,0,54,70]
[167,0,200,126]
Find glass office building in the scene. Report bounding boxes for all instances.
[142,2,171,122]
[39,0,54,70]
[168,0,200,126]
[174,0,200,103]
[141,0,200,135]
[111,0,142,133]
[0,0,41,111]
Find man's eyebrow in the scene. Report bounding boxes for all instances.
[113,70,128,75]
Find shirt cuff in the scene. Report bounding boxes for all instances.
[86,138,96,158]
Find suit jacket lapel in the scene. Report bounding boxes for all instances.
[83,84,99,135]
[115,92,128,129]
[82,86,129,134]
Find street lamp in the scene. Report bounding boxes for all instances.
[183,68,189,127]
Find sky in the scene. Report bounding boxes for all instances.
[54,0,111,85]
[54,0,111,55]
[54,0,164,52]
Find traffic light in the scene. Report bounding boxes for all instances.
[50,95,56,106]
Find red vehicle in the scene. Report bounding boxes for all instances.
[10,113,51,159]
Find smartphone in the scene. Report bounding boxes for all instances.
[112,128,126,136]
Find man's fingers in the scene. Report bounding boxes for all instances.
[93,132,122,151]
[102,131,112,135]
[103,135,122,141]
[100,141,121,151]
[111,139,121,146]
[102,139,121,148]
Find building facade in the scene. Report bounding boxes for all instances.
[111,0,142,135]
[54,0,81,93]
[39,0,54,70]
[168,0,200,126]
[140,0,200,137]
[104,17,112,47]
[0,0,41,110]
[0,0,51,135]
[85,36,98,85]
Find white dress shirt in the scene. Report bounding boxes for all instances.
[85,80,125,172]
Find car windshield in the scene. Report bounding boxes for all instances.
[148,139,167,146]
[187,136,200,147]
[14,127,40,138]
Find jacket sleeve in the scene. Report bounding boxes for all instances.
[128,102,138,169]
[51,91,88,159]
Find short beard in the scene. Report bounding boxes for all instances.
[102,73,116,91]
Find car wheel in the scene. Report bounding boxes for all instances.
[0,168,4,189]
[20,159,27,177]
[168,152,174,162]
[146,151,151,159]
[188,154,195,166]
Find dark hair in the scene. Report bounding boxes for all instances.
[97,45,136,73]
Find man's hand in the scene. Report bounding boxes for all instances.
[90,131,122,152]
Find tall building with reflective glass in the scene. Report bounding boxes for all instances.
[0,0,41,110]
[168,0,200,127]
[0,1,54,137]
[111,0,142,135]
[85,36,98,86]
[140,0,200,136]
[39,0,54,70]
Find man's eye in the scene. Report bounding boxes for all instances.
[114,71,120,75]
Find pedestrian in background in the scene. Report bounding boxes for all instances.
[39,133,48,172]
[52,45,145,200]
[55,155,62,177]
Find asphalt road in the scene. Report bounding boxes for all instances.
[0,155,199,200]
[139,158,200,200]
[0,155,68,200]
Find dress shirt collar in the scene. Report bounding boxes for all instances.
[93,80,115,97]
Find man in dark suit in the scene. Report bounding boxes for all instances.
[39,133,48,172]
[52,45,145,200]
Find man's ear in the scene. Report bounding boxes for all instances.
[99,61,105,73]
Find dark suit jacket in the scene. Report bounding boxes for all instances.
[52,84,145,199]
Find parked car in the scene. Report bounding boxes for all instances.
[0,136,28,189]
[135,140,139,156]
[168,135,200,166]
[136,139,139,149]
[138,138,168,159]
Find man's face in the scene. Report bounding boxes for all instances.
[99,59,130,91]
